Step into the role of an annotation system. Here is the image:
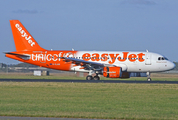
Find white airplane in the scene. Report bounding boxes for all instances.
[5,20,175,81]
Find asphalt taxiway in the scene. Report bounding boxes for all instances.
[0,79,178,84]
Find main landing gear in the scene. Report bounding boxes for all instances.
[86,75,93,80]
[86,75,100,80]
[147,72,152,81]
[86,71,100,80]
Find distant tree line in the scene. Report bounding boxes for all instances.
[174,62,178,70]
[13,63,38,67]
[0,63,38,73]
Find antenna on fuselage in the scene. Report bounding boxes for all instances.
[146,49,149,52]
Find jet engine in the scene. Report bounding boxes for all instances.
[103,66,130,78]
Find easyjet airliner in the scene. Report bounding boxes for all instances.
[5,20,175,81]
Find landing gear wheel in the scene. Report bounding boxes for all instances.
[147,78,152,81]
[93,76,100,80]
[146,72,151,82]
[86,75,93,80]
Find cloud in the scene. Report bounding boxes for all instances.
[121,0,156,5]
[12,9,38,14]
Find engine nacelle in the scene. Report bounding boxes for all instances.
[103,66,122,78]
[103,67,130,78]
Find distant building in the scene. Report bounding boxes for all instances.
[34,71,41,76]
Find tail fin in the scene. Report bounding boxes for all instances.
[10,20,45,51]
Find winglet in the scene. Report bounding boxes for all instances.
[10,20,45,51]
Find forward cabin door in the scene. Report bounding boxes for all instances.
[145,53,151,65]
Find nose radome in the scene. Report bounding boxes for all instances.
[169,62,176,70]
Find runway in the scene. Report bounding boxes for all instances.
[0,79,178,84]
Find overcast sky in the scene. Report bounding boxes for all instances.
[0,0,178,64]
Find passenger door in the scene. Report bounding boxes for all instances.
[145,53,151,65]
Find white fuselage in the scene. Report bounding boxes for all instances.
[70,51,175,73]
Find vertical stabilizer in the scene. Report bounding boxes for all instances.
[10,20,45,51]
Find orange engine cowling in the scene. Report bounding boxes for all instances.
[103,67,122,78]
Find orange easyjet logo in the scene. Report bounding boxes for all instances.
[82,52,145,64]
[15,24,35,47]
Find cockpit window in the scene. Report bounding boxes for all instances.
[164,57,168,60]
[158,57,168,61]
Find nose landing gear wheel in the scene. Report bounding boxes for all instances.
[146,72,152,81]
[147,78,152,81]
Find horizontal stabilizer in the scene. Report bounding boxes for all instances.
[5,52,30,60]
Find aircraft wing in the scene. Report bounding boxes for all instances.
[60,57,115,70]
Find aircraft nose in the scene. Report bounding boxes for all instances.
[168,61,176,70]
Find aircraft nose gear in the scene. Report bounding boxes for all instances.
[147,78,152,81]
[147,72,152,81]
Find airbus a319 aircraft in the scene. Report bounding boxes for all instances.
[5,20,175,81]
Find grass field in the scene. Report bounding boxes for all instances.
[0,82,178,120]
